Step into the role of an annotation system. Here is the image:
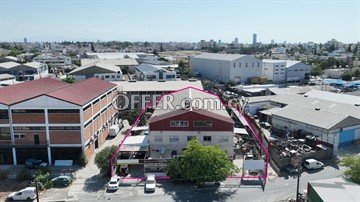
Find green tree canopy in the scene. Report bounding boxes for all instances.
[341,73,352,81]
[166,138,236,186]
[340,155,360,184]
[94,145,117,177]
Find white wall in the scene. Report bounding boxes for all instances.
[191,58,231,83]
[286,63,311,81]
[149,131,234,157]
[230,56,263,84]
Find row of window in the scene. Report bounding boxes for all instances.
[170,120,213,127]
[95,74,122,80]
[154,135,229,143]
[233,62,261,68]
[11,126,80,131]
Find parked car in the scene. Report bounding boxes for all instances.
[260,122,271,129]
[145,175,156,192]
[304,159,324,170]
[51,175,72,187]
[285,165,299,175]
[24,159,42,169]
[107,176,120,191]
[7,187,37,201]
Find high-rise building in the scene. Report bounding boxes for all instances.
[252,34,257,46]
[271,39,275,44]
[234,37,239,44]
[23,37,27,44]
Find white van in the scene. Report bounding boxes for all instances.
[304,159,324,170]
[7,187,37,201]
[109,125,120,137]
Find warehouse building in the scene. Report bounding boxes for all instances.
[255,93,360,154]
[190,53,262,84]
[0,77,117,165]
[262,59,311,83]
[135,64,176,81]
[0,61,48,81]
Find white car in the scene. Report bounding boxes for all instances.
[7,187,37,201]
[145,175,156,192]
[107,176,120,191]
[304,159,324,170]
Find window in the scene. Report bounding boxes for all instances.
[13,126,45,131]
[155,136,163,142]
[0,110,9,119]
[187,136,196,141]
[169,136,179,142]
[14,134,25,139]
[146,75,156,79]
[93,99,99,105]
[219,136,229,143]
[245,63,248,68]
[117,75,121,78]
[49,126,81,130]
[239,63,241,68]
[252,62,254,67]
[233,63,236,68]
[294,70,298,72]
[300,69,304,71]
[105,75,110,79]
[257,62,260,67]
[0,127,10,140]
[83,104,91,111]
[203,136,211,142]
[48,109,79,113]
[166,75,176,79]
[12,109,44,113]
[193,120,212,127]
[111,75,115,78]
[170,120,189,127]
[84,120,92,128]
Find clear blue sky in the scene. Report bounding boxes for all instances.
[0,0,359,43]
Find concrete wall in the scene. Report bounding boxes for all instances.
[191,58,231,83]
[286,62,311,81]
[149,131,234,157]
[230,56,262,84]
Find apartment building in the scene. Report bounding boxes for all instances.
[33,55,72,69]
[0,77,117,165]
[262,59,311,83]
[148,87,234,157]
[190,53,262,84]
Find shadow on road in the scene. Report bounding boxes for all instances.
[82,174,108,193]
[161,182,238,201]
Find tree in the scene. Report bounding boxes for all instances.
[352,69,360,78]
[166,138,236,186]
[310,66,322,76]
[340,155,360,184]
[341,73,352,81]
[62,77,76,84]
[94,146,117,177]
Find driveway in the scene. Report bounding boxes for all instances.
[41,120,130,201]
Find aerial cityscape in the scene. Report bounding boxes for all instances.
[0,0,359,201]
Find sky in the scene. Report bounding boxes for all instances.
[0,0,359,43]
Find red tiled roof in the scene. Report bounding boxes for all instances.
[0,77,68,105]
[47,78,117,106]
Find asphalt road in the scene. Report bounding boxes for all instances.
[73,161,345,202]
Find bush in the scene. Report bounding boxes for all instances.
[340,155,360,184]
[34,170,52,190]
[75,152,88,167]
[94,146,117,177]
[17,168,32,181]
[0,169,9,180]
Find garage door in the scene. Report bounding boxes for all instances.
[339,129,355,146]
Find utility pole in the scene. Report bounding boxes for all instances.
[296,169,301,202]
[35,178,39,202]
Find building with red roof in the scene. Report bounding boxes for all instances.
[0,77,118,165]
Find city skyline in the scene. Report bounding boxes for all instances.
[0,0,359,43]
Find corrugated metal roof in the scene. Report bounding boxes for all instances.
[112,80,203,92]
[69,61,121,74]
[262,59,301,68]
[150,87,233,123]
[47,78,117,106]
[192,53,246,61]
[0,77,68,105]
[0,61,21,69]
[272,104,354,130]
[304,90,360,105]
[81,58,138,66]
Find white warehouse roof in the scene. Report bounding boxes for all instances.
[304,90,360,106]
[192,53,247,61]
[112,80,203,92]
